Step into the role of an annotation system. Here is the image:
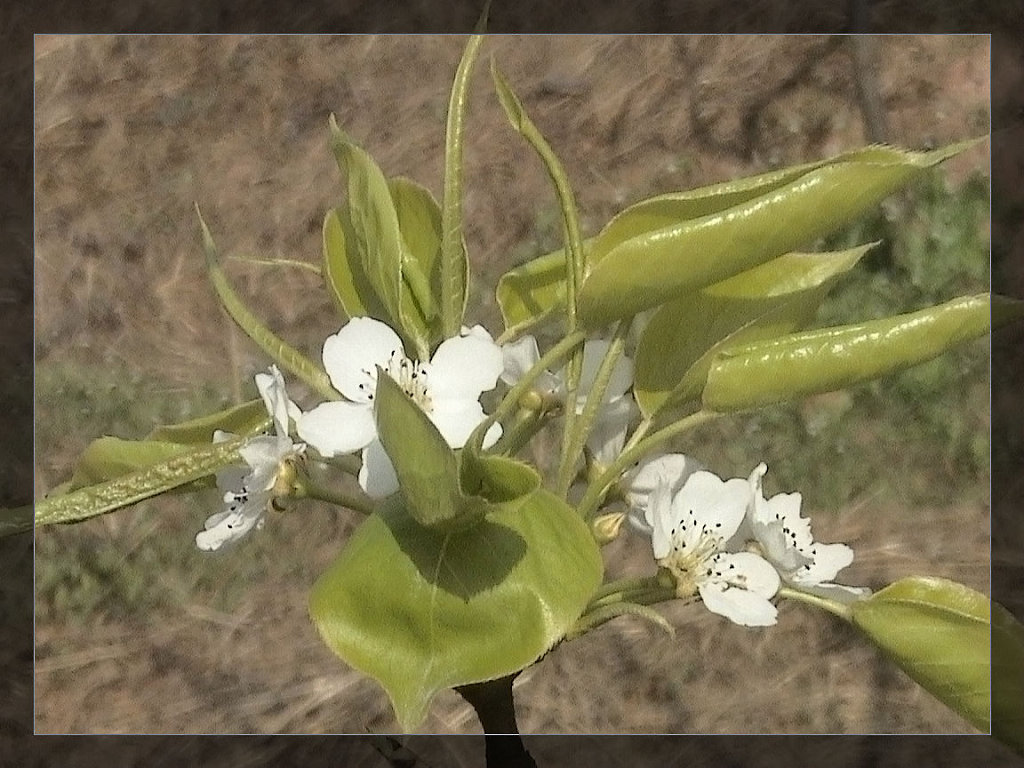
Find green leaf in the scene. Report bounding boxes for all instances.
[69,437,193,491]
[439,33,485,337]
[850,577,991,731]
[389,176,444,351]
[146,398,272,444]
[329,116,405,327]
[322,206,379,321]
[702,293,1021,412]
[634,245,871,417]
[459,448,541,504]
[35,435,248,529]
[197,206,340,401]
[992,600,1024,753]
[309,486,602,731]
[578,141,978,327]
[373,372,469,529]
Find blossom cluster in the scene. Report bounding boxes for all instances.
[197,318,867,631]
[626,455,869,626]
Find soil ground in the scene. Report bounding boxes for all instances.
[33,35,990,735]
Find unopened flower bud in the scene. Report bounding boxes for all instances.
[591,511,627,545]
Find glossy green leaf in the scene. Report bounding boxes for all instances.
[373,372,468,529]
[578,141,977,327]
[850,577,991,731]
[496,249,569,337]
[992,599,1024,752]
[146,398,271,444]
[309,486,602,731]
[197,207,340,401]
[703,293,1021,412]
[439,33,484,336]
[459,446,541,504]
[35,435,247,529]
[634,245,871,417]
[329,116,404,326]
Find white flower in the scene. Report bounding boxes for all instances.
[196,365,304,552]
[297,317,503,498]
[742,463,869,604]
[624,453,706,535]
[647,468,780,627]
[500,335,635,462]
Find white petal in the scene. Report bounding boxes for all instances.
[322,317,404,401]
[699,580,779,627]
[483,420,503,449]
[427,326,503,399]
[698,551,780,626]
[430,399,489,448]
[672,470,751,543]
[500,335,541,386]
[239,434,293,473]
[585,396,634,467]
[359,439,399,498]
[255,365,299,436]
[195,498,265,551]
[793,542,855,585]
[647,481,676,560]
[297,401,377,456]
[626,453,705,536]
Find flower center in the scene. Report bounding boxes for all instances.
[658,507,728,598]
[383,349,432,411]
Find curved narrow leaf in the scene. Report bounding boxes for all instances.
[850,577,991,731]
[69,436,192,491]
[634,245,871,417]
[309,486,602,731]
[389,176,444,351]
[496,249,572,338]
[197,207,340,401]
[439,33,485,336]
[146,398,271,444]
[35,435,247,529]
[702,293,1021,412]
[992,600,1024,752]
[579,141,978,327]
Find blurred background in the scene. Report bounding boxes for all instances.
[34,35,990,734]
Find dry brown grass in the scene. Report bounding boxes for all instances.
[34,34,990,735]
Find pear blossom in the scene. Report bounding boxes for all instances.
[196,365,305,552]
[647,468,780,627]
[500,335,635,461]
[624,453,706,535]
[297,317,503,498]
[741,464,869,604]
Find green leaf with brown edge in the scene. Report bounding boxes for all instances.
[197,206,340,402]
[497,142,978,335]
[309,485,602,732]
[702,293,1022,412]
[578,141,979,327]
[992,600,1024,753]
[850,577,991,732]
[634,244,872,418]
[146,398,271,444]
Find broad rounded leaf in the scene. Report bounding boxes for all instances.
[850,577,991,731]
[309,487,603,731]
[702,293,1019,412]
[579,141,977,327]
[634,245,870,417]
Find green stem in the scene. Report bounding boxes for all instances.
[489,407,550,457]
[566,599,674,641]
[556,319,632,497]
[586,574,670,608]
[467,331,586,455]
[777,586,853,620]
[577,409,722,521]
[295,478,376,516]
